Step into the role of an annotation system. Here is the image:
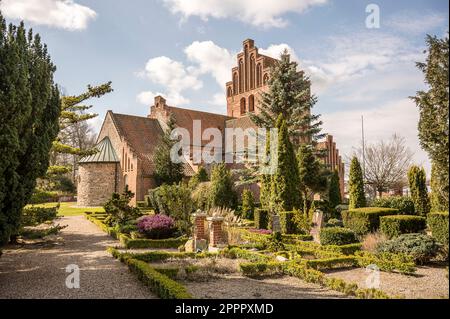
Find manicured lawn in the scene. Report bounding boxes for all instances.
[25,202,105,216]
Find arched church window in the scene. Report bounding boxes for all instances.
[227,86,233,97]
[256,63,262,87]
[263,73,269,85]
[249,95,255,112]
[240,97,246,115]
[239,59,244,93]
[250,54,255,89]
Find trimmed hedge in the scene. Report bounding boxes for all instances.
[319,227,358,246]
[21,207,58,226]
[371,196,415,215]
[220,247,272,262]
[121,258,191,299]
[279,211,297,234]
[303,256,357,270]
[254,209,269,230]
[119,234,188,249]
[322,243,362,256]
[355,251,415,274]
[380,215,426,239]
[281,234,313,243]
[342,207,399,235]
[427,212,449,245]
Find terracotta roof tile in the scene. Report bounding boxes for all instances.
[110,113,163,175]
[167,106,232,146]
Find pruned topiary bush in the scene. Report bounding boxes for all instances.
[376,233,440,264]
[427,212,449,246]
[254,209,269,230]
[371,196,415,215]
[342,207,399,236]
[279,211,297,234]
[241,189,255,220]
[380,215,426,239]
[319,227,359,246]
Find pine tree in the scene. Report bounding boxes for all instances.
[208,163,238,209]
[0,16,60,243]
[52,82,113,158]
[270,116,302,212]
[297,144,328,212]
[408,166,431,216]
[349,157,366,209]
[249,50,324,145]
[328,170,342,209]
[46,82,113,182]
[411,34,449,211]
[153,115,185,186]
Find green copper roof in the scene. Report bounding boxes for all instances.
[79,136,119,163]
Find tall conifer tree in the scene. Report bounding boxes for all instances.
[270,116,302,212]
[348,157,366,209]
[0,15,60,243]
[408,166,431,216]
[411,35,449,211]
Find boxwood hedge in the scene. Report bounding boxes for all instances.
[342,207,399,235]
[380,215,426,239]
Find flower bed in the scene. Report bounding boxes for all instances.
[85,213,188,249]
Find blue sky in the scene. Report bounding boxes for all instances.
[1,0,448,174]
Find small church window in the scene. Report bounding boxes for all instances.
[263,73,269,85]
[248,95,255,112]
[240,97,246,115]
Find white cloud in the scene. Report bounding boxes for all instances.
[163,0,328,28]
[322,99,430,175]
[143,56,202,92]
[386,12,447,34]
[184,41,235,87]
[0,0,97,31]
[136,90,190,106]
[301,31,425,94]
[210,92,226,107]
[259,43,300,63]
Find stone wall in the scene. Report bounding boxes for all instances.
[77,162,118,207]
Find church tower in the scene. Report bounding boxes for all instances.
[225,39,277,118]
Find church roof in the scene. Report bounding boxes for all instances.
[79,136,120,163]
[108,112,196,177]
[166,106,232,146]
[110,112,164,175]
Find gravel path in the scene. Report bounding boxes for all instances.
[0,216,157,299]
[183,274,352,299]
[325,266,449,299]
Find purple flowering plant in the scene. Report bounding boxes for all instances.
[137,214,176,239]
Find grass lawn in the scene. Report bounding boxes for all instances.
[25,202,105,216]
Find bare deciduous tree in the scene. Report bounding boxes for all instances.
[353,134,414,198]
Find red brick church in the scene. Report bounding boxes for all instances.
[77,39,345,206]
